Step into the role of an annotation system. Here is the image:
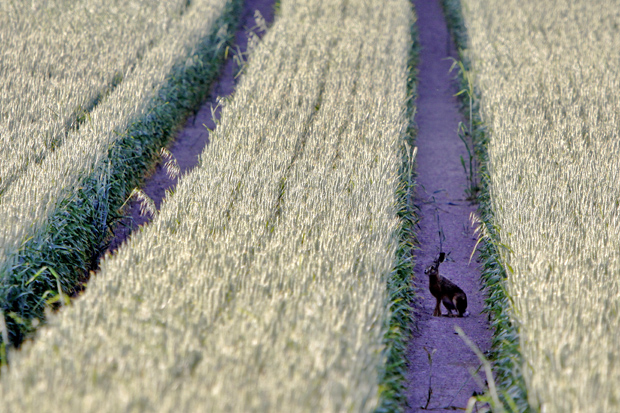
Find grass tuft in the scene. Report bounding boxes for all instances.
[441,0,529,410]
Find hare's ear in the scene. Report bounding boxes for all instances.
[438,252,446,263]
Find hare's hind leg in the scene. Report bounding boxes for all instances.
[442,296,457,317]
[433,297,442,317]
[454,293,468,317]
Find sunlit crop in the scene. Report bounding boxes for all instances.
[0,0,187,194]
[460,0,620,411]
[0,0,229,261]
[0,0,235,349]
[0,0,414,411]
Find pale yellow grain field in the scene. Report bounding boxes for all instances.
[0,0,186,193]
[0,0,413,411]
[0,0,230,274]
[461,0,620,411]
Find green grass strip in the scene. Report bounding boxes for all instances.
[375,17,420,413]
[440,0,530,410]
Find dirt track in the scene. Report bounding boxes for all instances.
[405,1,492,411]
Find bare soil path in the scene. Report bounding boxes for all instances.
[107,0,275,253]
[406,1,492,411]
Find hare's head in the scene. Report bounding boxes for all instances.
[424,252,446,275]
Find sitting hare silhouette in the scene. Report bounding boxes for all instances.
[424,252,468,317]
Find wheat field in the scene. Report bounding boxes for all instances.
[460,0,620,411]
[0,0,188,194]
[0,0,236,349]
[0,0,414,411]
[0,0,230,265]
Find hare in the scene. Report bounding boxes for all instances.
[424,252,468,317]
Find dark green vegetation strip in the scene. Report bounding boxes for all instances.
[0,0,243,358]
[375,19,420,413]
[441,0,529,410]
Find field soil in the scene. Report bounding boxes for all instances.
[107,0,275,253]
[406,0,492,411]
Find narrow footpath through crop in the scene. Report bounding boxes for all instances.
[107,0,275,253]
[406,1,492,411]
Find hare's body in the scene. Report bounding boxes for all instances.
[425,252,468,317]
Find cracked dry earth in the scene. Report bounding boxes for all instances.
[406,0,492,411]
